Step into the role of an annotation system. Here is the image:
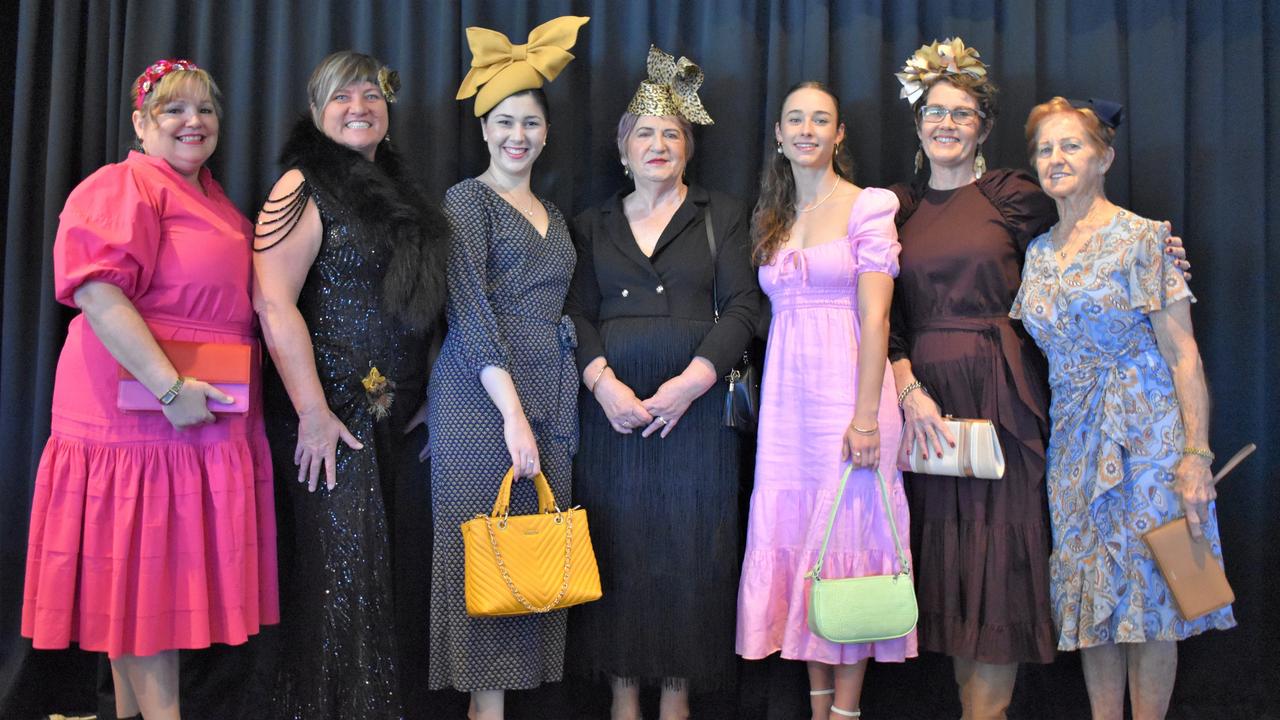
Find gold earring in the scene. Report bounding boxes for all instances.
[914,147,924,173]
[973,145,986,179]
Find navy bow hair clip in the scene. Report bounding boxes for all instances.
[1068,97,1125,129]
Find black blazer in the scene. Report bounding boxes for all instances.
[565,184,761,376]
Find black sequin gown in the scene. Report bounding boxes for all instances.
[264,128,436,719]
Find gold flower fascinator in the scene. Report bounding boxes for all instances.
[455,15,590,117]
[895,37,988,104]
[626,45,714,125]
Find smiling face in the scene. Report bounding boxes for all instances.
[1033,112,1114,201]
[775,86,845,169]
[315,80,388,160]
[132,86,219,184]
[623,115,688,186]
[916,81,989,172]
[481,92,548,177]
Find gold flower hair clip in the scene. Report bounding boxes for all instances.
[378,66,401,104]
[895,37,988,104]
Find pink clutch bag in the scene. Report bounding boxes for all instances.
[117,340,252,414]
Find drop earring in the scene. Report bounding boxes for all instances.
[622,162,631,178]
[775,141,783,155]
[973,145,986,179]
[914,146,924,173]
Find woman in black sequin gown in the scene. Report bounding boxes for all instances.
[252,51,447,719]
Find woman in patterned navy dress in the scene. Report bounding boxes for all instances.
[427,16,588,720]
[1013,97,1234,720]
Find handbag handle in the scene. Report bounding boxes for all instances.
[809,466,911,581]
[490,467,559,518]
[705,209,720,323]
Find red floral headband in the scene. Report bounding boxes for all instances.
[132,58,200,110]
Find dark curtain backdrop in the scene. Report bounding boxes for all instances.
[1,1,1276,718]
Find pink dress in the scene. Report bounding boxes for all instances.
[736,188,916,664]
[21,151,279,659]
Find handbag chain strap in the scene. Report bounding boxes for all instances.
[480,511,574,613]
[808,466,911,581]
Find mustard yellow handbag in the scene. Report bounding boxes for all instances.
[461,468,602,617]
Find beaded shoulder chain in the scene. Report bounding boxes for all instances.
[253,179,313,252]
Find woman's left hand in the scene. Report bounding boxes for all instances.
[1164,223,1193,279]
[842,419,880,469]
[1174,454,1216,539]
[403,399,430,462]
[639,376,702,438]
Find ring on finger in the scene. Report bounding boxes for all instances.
[656,415,669,426]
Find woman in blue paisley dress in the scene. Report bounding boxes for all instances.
[1012,97,1234,720]
[427,16,587,720]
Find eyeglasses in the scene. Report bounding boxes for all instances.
[919,105,986,126]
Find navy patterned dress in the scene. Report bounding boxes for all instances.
[427,178,579,691]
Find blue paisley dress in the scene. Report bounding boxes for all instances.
[1011,210,1235,650]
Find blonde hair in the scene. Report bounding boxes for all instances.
[307,51,385,128]
[1024,96,1116,162]
[135,69,222,119]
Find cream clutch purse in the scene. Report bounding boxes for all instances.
[908,417,1006,480]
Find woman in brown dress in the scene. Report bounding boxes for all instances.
[886,39,1186,719]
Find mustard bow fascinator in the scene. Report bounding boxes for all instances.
[626,45,714,125]
[456,15,590,117]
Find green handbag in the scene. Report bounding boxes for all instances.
[806,465,918,643]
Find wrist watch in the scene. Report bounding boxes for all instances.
[158,376,187,406]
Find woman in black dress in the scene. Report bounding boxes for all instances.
[253,51,447,719]
[565,46,759,720]
[427,16,588,720]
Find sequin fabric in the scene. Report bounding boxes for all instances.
[427,178,579,691]
[267,178,427,719]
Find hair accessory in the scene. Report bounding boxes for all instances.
[377,66,401,104]
[132,58,200,110]
[1067,97,1125,130]
[626,45,714,125]
[895,37,988,105]
[456,15,590,117]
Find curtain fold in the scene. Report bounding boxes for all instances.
[2,1,1275,717]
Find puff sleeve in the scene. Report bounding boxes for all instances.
[850,188,901,278]
[442,182,512,374]
[52,161,162,306]
[974,168,1058,254]
[1127,216,1195,313]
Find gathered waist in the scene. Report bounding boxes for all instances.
[140,311,256,339]
[911,314,1018,335]
[768,287,856,312]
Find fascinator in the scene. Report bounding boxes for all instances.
[1068,97,1125,129]
[626,45,714,125]
[456,15,590,117]
[132,58,200,109]
[895,37,988,104]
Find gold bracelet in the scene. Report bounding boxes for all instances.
[851,421,879,435]
[1182,446,1215,462]
[587,364,608,393]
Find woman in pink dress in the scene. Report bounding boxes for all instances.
[737,81,914,720]
[20,60,278,720]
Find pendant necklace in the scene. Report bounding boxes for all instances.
[798,178,841,213]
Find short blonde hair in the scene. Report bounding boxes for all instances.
[1024,96,1116,162]
[135,69,222,119]
[307,51,384,128]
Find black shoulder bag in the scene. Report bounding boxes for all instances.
[706,210,760,434]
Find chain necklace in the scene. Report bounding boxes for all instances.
[797,178,841,213]
[482,171,537,216]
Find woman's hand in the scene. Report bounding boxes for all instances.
[403,399,430,462]
[504,414,540,478]
[899,388,955,465]
[1164,223,1192,280]
[842,418,880,469]
[295,406,364,492]
[160,379,234,429]
[1174,454,1216,539]
[639,359,716,438]
[594,375,653,434]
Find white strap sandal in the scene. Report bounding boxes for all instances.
[830,706,861,718]
[810,689,836,697]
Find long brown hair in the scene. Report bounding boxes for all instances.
[751,81,856,266]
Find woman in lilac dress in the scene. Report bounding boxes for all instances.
[736,81,913,720]
[1013,97,1234,720]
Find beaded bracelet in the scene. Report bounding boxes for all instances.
[897,380,925,409]
[1182,446,1215,462]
